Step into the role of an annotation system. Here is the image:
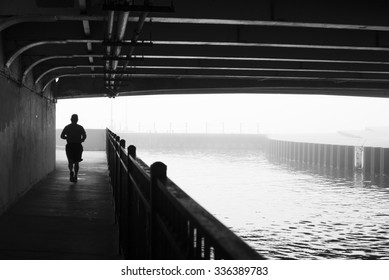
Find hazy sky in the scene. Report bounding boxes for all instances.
[56,94,389,134]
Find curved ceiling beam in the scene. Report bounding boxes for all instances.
[144,55,389,65]
[6,41,65,68]
[155,41,389,52]
[9,39,389,70]
[117,87,389,98]
[134,17,389,32]
[0,15,105,32]
[35,65,104,85]
[23,53,389,84]
[37,63,389,87]
[43,72,389,93]
[5,39,102,68]
[42,73,321,93]
[22,54,103,82]
[3,15,389,32]
[149,17,389,32]
[43,73,105,92]
[129,65,389,76]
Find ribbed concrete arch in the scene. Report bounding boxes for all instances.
[9,39,389,70]
[22,55,103,82]
[5,40,102,68]
[4,0,389,98]
[3,15,389,33]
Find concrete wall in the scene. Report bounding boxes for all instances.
[0,34,56,215]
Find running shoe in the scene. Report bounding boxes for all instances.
[70,171,75,182]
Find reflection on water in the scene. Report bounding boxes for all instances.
[137,147,389,259]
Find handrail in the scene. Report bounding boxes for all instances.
[106,128,265,260]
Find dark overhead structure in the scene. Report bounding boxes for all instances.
[2,0,389,99]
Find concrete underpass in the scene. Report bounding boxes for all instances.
[2,0,389,261]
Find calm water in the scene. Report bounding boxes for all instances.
[136,147,389,260]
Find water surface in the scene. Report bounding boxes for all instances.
[137,147,389,259]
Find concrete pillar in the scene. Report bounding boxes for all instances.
[323,145,328,167]
[305,143,309,164]
[329,145,334,168]
[274,140,278,160]
[294,142,298,163]
[312,144,316,166]
[273,140,275,159]
[348,146,355,170]
[371,147,376,175]
[269,140,272,158]
[288,141,292,162]
[336,145,342,169]
[293,142,297,162]
[299,142,303,165]
[344,146,349,170]
[317,144,322,166]
[364,147,371,173]
[268,139,271,158]
[280,140,283,161]
[280,141,285,162]
[285,141,288,161]
[307,143,312,165]
[385,148,389,175]
[379,148,384,176]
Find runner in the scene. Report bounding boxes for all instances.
[60,114,87,182]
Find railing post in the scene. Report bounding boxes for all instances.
[150,161,167,259]
[128,145,136,159]
[126,144,135,259]
[118,139,126,256]
[113,136,120,221]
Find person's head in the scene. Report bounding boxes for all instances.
[71,114,78,124]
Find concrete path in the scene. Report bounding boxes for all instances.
[0,149,119,259]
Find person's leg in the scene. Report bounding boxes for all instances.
[66,144,75,182]
[68,160,75,182]
[73,144,82,182]
[74,162,79,182]
[68,162,73,172]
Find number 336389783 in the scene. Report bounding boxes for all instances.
[214,267,268,276]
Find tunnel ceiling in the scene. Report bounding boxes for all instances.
[2,0,389,99]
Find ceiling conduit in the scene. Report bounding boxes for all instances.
[105,0,132,96]
[105,10,115,92]
[116,6,149,90]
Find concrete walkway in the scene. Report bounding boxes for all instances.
[0,149,119,259]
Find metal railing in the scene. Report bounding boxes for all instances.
[106,128,264,260]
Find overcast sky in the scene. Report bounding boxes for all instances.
[56,94,389,134]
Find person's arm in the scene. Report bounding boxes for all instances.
[81,127,87,142]
[60,127,67,140]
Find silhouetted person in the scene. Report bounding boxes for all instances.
[60,114,87,182]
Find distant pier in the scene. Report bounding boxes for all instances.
[266,128,389,177]
[56,129,267,150]
[56,128,389,177]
